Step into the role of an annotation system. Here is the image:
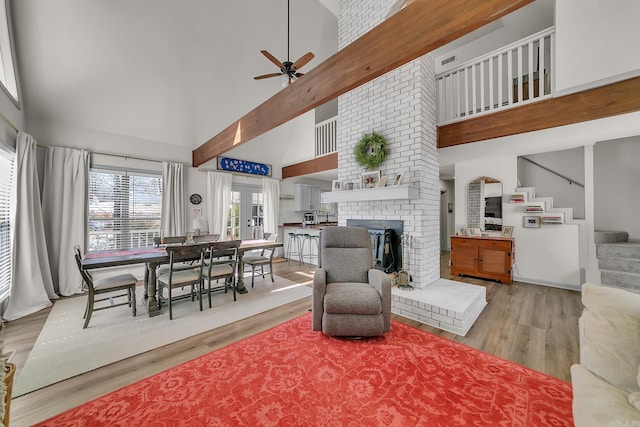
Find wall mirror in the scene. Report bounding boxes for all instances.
[467,177,503,232]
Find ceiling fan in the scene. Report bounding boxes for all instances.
[253,0,314,87]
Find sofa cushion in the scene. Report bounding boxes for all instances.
[580,283,640,393]
[324,283,382,315]
[571,364,640,426]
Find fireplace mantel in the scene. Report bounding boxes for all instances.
[323,185,419,203]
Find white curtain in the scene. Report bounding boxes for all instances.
[41,146,89,296]
[262,178,280,236]
[206,172,231,239]
[161,162,185,236]
[4,132,56,321]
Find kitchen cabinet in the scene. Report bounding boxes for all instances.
[450,236,513,284]
[294,184,321,211]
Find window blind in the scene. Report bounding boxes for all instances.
[0,144,14,301]
[88,169,162,251]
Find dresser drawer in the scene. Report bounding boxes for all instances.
[478,239,511,251]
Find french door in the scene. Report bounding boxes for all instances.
[228,185,264,240]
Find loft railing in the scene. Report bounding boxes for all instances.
[436,27,555,125]
[315,116,337,157]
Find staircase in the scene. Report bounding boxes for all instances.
[596,231,640,293]
[516,186,578,225]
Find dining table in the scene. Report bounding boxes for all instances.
[82,239,283,317]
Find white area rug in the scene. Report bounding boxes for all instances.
[14,275,312,396]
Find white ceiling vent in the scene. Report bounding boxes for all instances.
[441,56,456,66]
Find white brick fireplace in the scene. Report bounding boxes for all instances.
[335,0,486,335]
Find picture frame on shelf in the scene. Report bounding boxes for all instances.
[344,181,354,191]
[361,170,381,189]
[467,227,481,236]
[456,225,467,236]
[332,180,342,191]
[523,216,541,228]
[393,173,404,186]
[378,175,388,187]
[501,225,514,238]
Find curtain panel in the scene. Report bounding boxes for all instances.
[42,146,89,296]
[262,178,280,236]
[161,162,185,236]
[206,172,231,239]
[4,132,56,321]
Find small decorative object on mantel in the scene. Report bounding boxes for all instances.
[217,157,272,176]
[355,131,387,170]
[361,170,381,189]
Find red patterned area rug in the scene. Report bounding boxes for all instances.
[36,314,573,426]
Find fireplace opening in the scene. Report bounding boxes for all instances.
[346,219,403,273]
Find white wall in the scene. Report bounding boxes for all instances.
[453,154,581,289]
[594,136,640,240]
[555,0,640,95]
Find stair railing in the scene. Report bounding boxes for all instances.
[520,156,584,188]
[436,27,555,125]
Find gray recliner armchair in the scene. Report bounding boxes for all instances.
[312,226,391,337]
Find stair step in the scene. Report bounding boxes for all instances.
[598,257,640,274]
[594,230,629,244]
[596,242,640,259]
[600,270,640,293]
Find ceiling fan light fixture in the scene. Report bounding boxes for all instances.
[253,0,314,86]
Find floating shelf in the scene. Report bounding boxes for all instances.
[510,193,526,203]
[323,185,419,203]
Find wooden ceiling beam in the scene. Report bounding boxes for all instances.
[437,76,640,148]
[192,0,533,167]
[282,153,337,179]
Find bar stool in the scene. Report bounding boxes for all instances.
[286,232,304,265]
[301,233,320,265]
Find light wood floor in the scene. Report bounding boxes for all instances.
[4,254,583,426]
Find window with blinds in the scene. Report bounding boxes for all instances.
[88,169,162,251]
[0,143,14,301]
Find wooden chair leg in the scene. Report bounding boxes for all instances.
[131,286,137,317]
[251,266,256,288]
[269,263,274,282]
[83,295,95,329]
[169,285,173,320]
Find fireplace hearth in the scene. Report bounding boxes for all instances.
[346,219,402,273]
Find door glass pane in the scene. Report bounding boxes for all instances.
[251,192,264,227]
[228,191,240,240]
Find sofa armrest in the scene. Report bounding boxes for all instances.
[312,268,327,331]
[369,269,392,332]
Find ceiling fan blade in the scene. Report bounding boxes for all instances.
[254,73,282,80]
[260,50,284,68]
[292,52,315,70]
[294,72,304,78]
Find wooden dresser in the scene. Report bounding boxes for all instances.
[450,235,514,284]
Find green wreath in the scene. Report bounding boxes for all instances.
[354,132,387,170]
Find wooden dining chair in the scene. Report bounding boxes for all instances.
[157,242,210,320]
[203,240,241,305]
[193,234,220,243]
[243,234,278,288]
[73,245,137,329]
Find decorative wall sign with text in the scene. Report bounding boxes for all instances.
[217,157,272,176]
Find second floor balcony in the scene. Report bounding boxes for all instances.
[436,27,555,125]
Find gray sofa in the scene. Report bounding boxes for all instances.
[312,226,391,337]
[571,282,640,426]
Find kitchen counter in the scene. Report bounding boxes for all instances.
[280,222,338,230]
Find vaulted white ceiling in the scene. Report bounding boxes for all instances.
[9,0,554,175]
[11,0,338,166]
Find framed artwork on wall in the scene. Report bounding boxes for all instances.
[523,216,541,228]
